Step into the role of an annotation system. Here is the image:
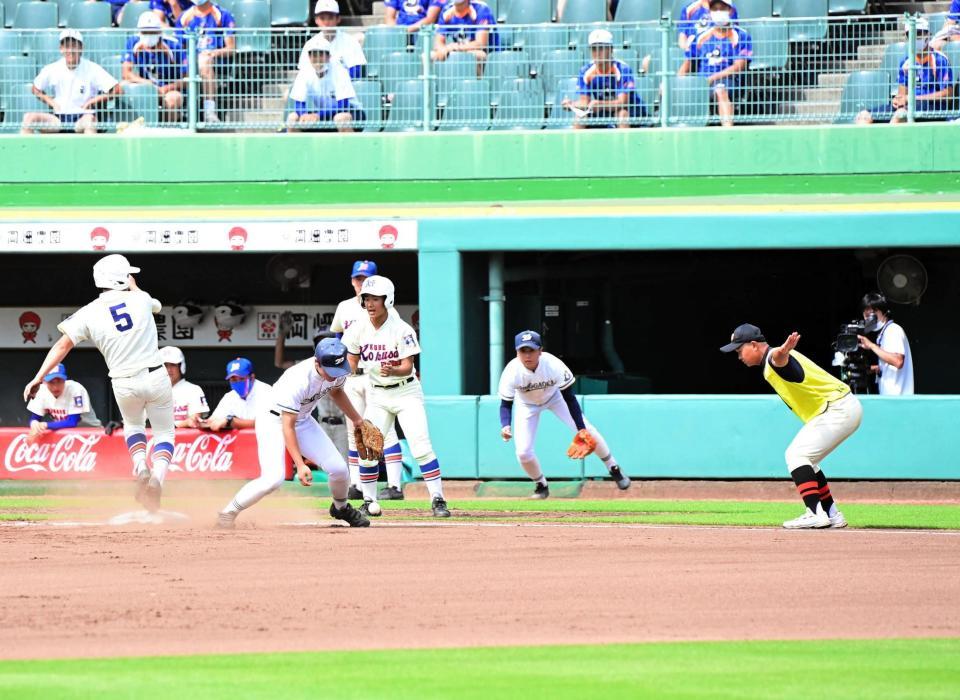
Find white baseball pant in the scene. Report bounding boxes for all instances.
[225,413,349,514]
[344,373,401,487]
[111,366,174,483]
[785,393,863,472]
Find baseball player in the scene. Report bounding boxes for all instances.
[202,357,273,431]
[330,260,403,501]
[343,275,451,517]
[22,254,174,512]
[498,331,631,499]
[721,324,862,529]
[217,339,373,529]
[160,346,209,428]
[26,362,101,442]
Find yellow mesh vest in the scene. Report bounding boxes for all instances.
[762,350,850,423]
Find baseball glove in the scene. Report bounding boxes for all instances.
[354,420,384,461]
[566,429,597,459]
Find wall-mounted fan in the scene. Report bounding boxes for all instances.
[267,255,311,292]
[877,255,927,305]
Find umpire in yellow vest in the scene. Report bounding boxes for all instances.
[721,324,863,529]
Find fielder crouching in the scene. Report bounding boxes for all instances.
[721,324,862,529]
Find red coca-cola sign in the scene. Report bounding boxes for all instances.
[0,428,261,480]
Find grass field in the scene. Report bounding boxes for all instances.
[1,639,958,700]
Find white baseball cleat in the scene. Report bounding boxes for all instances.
[828,510,848,528]
[783,504,831,529]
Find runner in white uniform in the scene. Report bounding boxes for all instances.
[22,255,174,511]
[498,330,631,499]
[343,275,451,518]
[203,357,273,431]
[330,260,403,501]
[26,362,101,442]
[217,339,370,528]
[159,346,209,427]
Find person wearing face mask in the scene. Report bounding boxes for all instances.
[287,39,363,133]
[21,30,122,135]
[298,0,366,80]
[677,0,751,128]
[891,19,953,124]
[856,293,914,396]
[203,358,274,432]
[176,0,236,124]
[562,29,645,129]
[122,12,187,123]
[677,0,738,50]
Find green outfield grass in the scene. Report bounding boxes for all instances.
[0,638,957,700]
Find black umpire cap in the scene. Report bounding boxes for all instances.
[719,323,766,352]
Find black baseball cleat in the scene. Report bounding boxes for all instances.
[360,499,382,517]
[609,465,631,490]
[329,502,371,527]
[134,470,151,507]
[431,495,451,518]
[378,485,405,500]
[143,477,162,513]
[531,482,550,500]
[347,485,364,501]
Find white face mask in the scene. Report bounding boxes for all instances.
[711,10,731,26]
[140,33,161,47]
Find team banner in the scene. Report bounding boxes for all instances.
[1,304,418,348]
[0,222,417,252]
[0,428,263,480]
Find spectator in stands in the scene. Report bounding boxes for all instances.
[677,0,738,50]
[384,0,444,34]
[298,0,367,80]
[562,29,644,129]
[122,13,187,122]
[431,0,497,76]
[151,0,194,26]
[931,2,960,51]
[160,346,209,428]
[202,358,273,431]
[677,0,750,128]
[288,38,363,132]
[21,30,122,136]
[177,0,235,124]
[26,363,101,443]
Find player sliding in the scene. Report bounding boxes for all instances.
[22,255,174,512]
[720,324,862,529]
[217,339,382,529]
[498,330,631,499]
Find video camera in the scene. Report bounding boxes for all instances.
[832,319,874,393]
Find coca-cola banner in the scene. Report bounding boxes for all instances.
[1,428,262,480]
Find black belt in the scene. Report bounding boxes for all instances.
[378,376,414,390]
[148,365,162,372]
[269,410,280,416]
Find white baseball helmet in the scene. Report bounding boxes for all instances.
[360,275,395,308]
[159,346,186,374]
[93,254,140,290]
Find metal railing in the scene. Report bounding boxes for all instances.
[0,14,952,133]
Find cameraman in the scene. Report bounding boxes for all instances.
[857,292,914,395]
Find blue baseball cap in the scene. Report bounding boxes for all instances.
[315,338,351,378]
[43,363,68,382]
[225,357,254,379]
[515,330,542,350]
[351,260,378,278]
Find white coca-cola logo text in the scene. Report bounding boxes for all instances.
[4,433,101,473]
[157,433,236,473]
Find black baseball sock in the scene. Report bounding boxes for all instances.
[815,470,835,513]
[790,465,822,512]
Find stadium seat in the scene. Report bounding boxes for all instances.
[378,50,420,95]
[622,23,659,53]
[13,2,58,29]
[508,23,565,59]
[0,52,33,110]
[539,48,583,96]
[54,0,77,27]
[271,0,309,26]
[68,2,112,28]
[746,20,788,71]
[735,0,772,20]
[234,0,271,53]
[352,78,383,131]
[927,13,948,38]
[669,0,689,20]
[545,74,576,126]
[558,0,605,23]
[633,73,657,122]
[772,0,782,13]
[491,85,544,129]
[504,0,551,24]
[0,5,4,28]
[85,30,128,60]
[21,28,59,63]
[491,75,540,105]
[613,0,660,22]
[485,50,531,84]
[779,0,828,42]
[827,0,866,14]
[835,70,891,123]
[384,78,426,131]
[98,51,123,80]
[0,78,33,131]
[0,27,19,55]
[363,26,407,79]
[119,81,160,126]
[438,78,489,130]
[881,42,905,84]
[118,0,152,29]
[435,51,477,106]
[667,74,708,125]
[613,47,638,68]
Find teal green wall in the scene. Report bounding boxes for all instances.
[429,396,960,480]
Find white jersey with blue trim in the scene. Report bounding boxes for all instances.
[58,289,163,379]
[498,352,576,407]
[268,358,346,423]
[342,314,420,388]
